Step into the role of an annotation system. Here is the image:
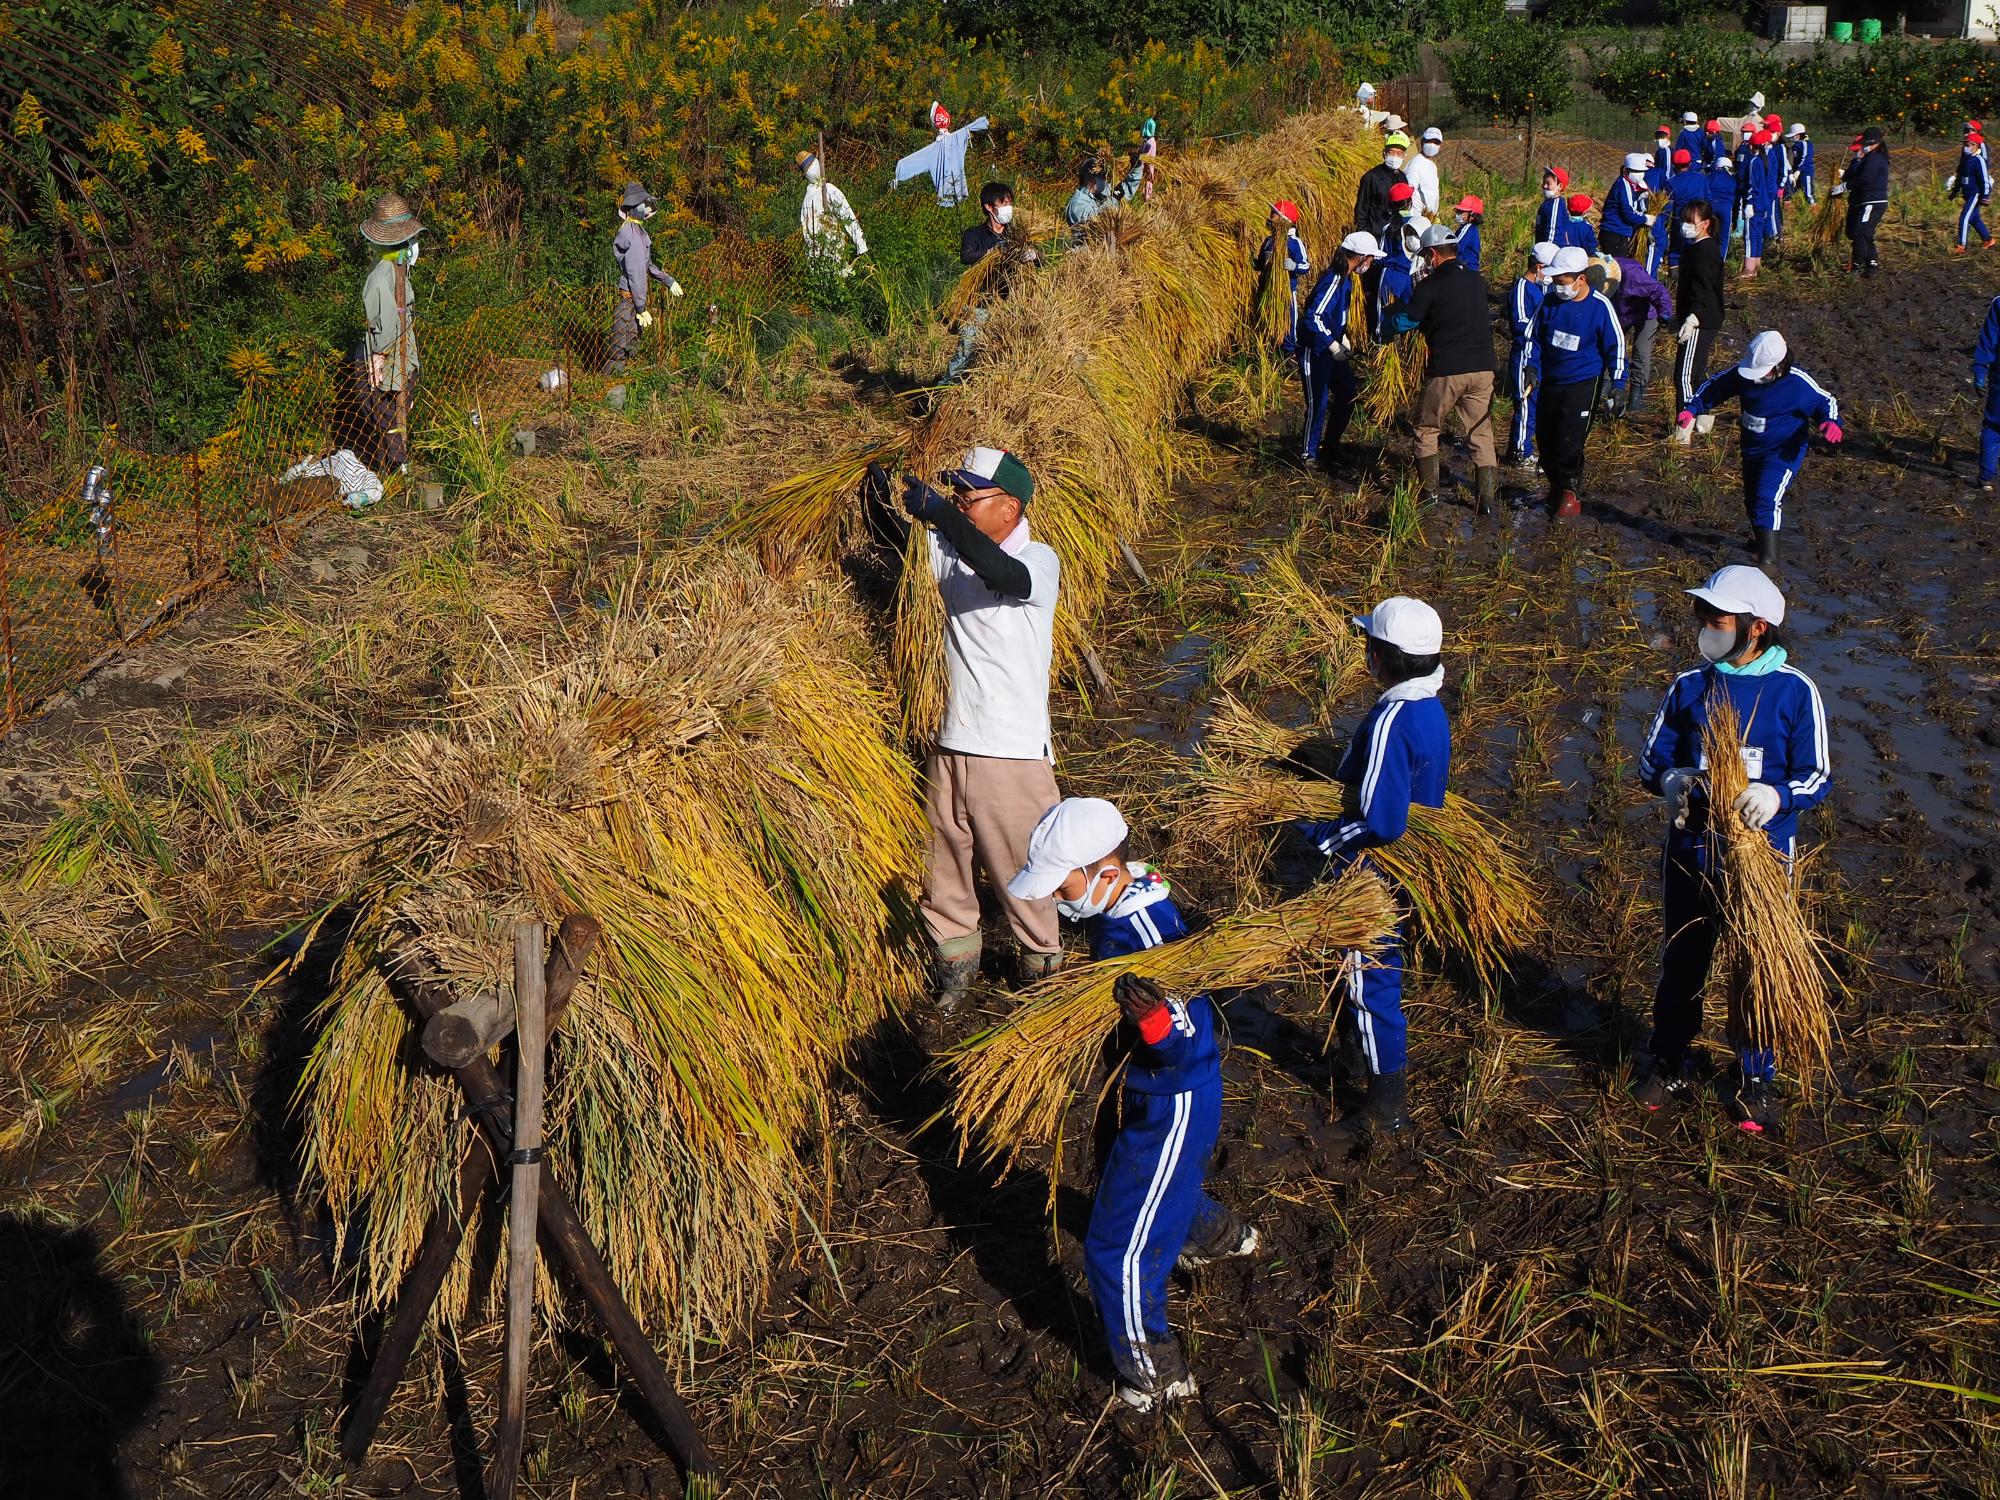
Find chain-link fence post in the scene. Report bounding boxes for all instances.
[189,452,206,578]
[1,520,16,730]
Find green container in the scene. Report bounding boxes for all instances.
[1830,19,1854,38]
[1859,16,1883,39]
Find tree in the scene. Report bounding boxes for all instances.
[1449,20,1577,182]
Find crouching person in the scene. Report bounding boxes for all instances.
[1290,598,1451,1148]
[1009,797,1257,1414]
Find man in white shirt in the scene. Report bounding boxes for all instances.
[892,447,1064,1006]
[1406,126,1444,218]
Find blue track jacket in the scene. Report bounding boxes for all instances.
[1972,295,2000,387]
[1952,146,1992,201]
[1532,289,1626,387]
[1456,221,1482,274]
[1648,142,1672,191]
[1675,127,1709,168]
[1791,137,1815,189]
[1708,164,1738,218]
[1535,194,1570,246]
[1603,176,1651,242]
[1302,264,1356,353]
[1683,367,1837,464]
[1564,216,1599,254]
[1510,275,1546,358]
[1089,866,1220,1097]
[1256,230,1313,352]
[1374,247,1414,339]
[1667,166,1712,227]
[1640,655,1832,865]
[1295,674,1452,870]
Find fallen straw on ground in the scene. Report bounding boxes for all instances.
[1183,698,1539,992]
[1701,693,1838,1090]
[947,867,1399,1181]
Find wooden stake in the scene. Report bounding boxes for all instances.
[490,920,548,1500]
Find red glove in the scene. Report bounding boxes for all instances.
[1677,410,1695,429]
[1821,420,1843,443]
[1113,974,1173,1044]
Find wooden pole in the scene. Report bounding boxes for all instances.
[339,915,599,1466]
[490,920,547,1500]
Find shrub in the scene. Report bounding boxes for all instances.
[1782,38,2000,134]
[1592,29,1770,120]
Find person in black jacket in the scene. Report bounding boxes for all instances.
[1671,199,1726,445]
[1834,125,1890,276]
[948,183,1041,382]
[1354,132,1412,244]
[1387,225,1500,514]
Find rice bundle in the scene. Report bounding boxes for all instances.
[727,115,1375,737]
[1181,699,1538,991]
[291,550,926,1342]
[1806,195,1848,255]
[1633,187,1672,266]
[946,867,1400,1177]
[1216,547,1370,705]
[1699,694,1836,1088]
[1361,334,1423,426]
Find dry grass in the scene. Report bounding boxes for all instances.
[946,867,1399,1181]
[1700,693,1838,1089]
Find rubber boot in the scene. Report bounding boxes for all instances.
[1475,465,1499,518]
[1552,489,1582,520]
[1754,526,1779,568]
[934,940,981,1014]
[1016,947,1064,987]
[1416,452,1441,501]
[1320,1068,1410,1151]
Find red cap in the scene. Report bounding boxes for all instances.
[1567,193,1593,213]
[1272,199,1300,225]
[1764,112,1781,126]
[1389,181,1415,203]
[1454,193,1485,214]
[1545,165,1570,188]
[1972,134,1987,147]
[1753,130,1774,146]
[1656,123,1672,136]
[1672,148,1693,166]
[1969,119,1984,129]
[1706,119,1722,133]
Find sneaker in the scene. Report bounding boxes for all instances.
[1954,244,1969,255]
[1732,1077,1778,1134]
[1177,1223,1259,1272]
[1631,1060,1693,1112]
[1986,238,1997,250]
[1115,1374,1198,1414]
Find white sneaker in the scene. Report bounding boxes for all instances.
[1115,1374,1198,1413]
[1177,1223,1259,1271]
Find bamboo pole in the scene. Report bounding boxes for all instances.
[491,919,547,1500]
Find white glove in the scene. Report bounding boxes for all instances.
[669,278,685,298]
[1830,182,1848,198]
[636,308,654,330]
[1661,767,1699,829]
[1676,315,1699,345]
[1733,783,1781,831]
[1643,212,1656,226]
[1327,336,1352,360]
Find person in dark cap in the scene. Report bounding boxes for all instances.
[358,193,423,475]
[1832,126,1889,276]
[606,182,683,374]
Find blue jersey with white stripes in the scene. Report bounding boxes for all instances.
[1255,230,1313,349]
[1972,295,2000,386]
[1952,146,1991,200]
[1532,289,1626,386]
[1296,681,1452,869]
[1509,275,1546,358]
[1535,195,1569,246]
[1648,142,1672,191]
[1640,658,1831,863]
[1666,166,1711,226]
[1674,127,1708,167]
[1089,866,1220,1097]
[1603,176,1650,241]
[1302,264,1355,352]
[1683,366,1837,466]
[1455,221,1482,274]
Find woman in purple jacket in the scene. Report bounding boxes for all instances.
[1600,231,1675,416]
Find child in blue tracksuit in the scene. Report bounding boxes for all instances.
[1533,249,1627,515]
[1254,201,1312,445]
[1290,596,1451,1147]
[1708,157,1736,260]
[1950,135,1992,251]
[1536,167,1572,246]
[1008,797,1256,1413]
[1649,128,1674,191]
[1635,565,1832,1135]
[1678,329,1840,566]
[1373,229,1416,341]
[1603,155,1655,248]
[1299,232,1380,466]
[1450,195,1484,274]
[1563,195,1599,254]
[1675,117,1708,171]
[1506,242,1554,468]
[1787,126,1816,204]
[1740,133,1774,273]
[1969,294,2000,490]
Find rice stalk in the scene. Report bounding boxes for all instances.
[1217,547,1369,706]
[946,867,1400,1180]
[891,521,947,741]
[1361,336,1422,427]
[1700,693,1836,1090]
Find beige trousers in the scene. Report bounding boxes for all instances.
[1413,370,1497,467]
[922,750,1061,957]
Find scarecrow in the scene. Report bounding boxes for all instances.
[358,192,423,475]
[796,147,868,272]
[606,182,683,375]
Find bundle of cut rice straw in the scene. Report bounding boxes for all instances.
[947,867,1400,1179]
[1700,694,1837,1089]
[1181,698,1538,991]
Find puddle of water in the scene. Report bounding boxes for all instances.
[109,1027,229,1110]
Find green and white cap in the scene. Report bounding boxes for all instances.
[948,446,1035,505]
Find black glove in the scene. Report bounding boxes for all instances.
[1601,386,1629,418]
[901,474,952,524]
[862,460,892,510]
[1114,973,1169,1029]
[1277,735,1345,781]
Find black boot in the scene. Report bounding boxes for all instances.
[1753,526,1779,568]
[1416,452,1441,501]
[1319,1068,1410,1151]
[1475,465,1499,518]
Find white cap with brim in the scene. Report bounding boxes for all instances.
[1357,81,1376,99]
[1682,111,1700,125]
[1687,564,1786,625]
[1007,798,1129,901]
[1341,230,1383,257]
[1788,122,1807,137]
[1422,126,1444,142]
[1352,596,1443,656]
[1624,151,1652,172]
[1531,240,1559,267]
[1737,330,1787,380]
[1550,246,1591,277]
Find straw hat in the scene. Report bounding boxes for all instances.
[359,192,423,247]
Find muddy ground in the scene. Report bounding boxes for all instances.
[3,245,1998,1499]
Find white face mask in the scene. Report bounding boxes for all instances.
[803,158,822,183]
[1628,171,1646,184]
[1544,185,1559,198]
[1056,866,1121,921]
[1422,142,1440,158]
[1385,154,1404,171]
[1698,625,1739,663]
[1679,222,1700,240]
[994,202,1014,226]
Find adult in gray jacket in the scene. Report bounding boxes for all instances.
[607,182,683,374]
[359,193,423,474]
